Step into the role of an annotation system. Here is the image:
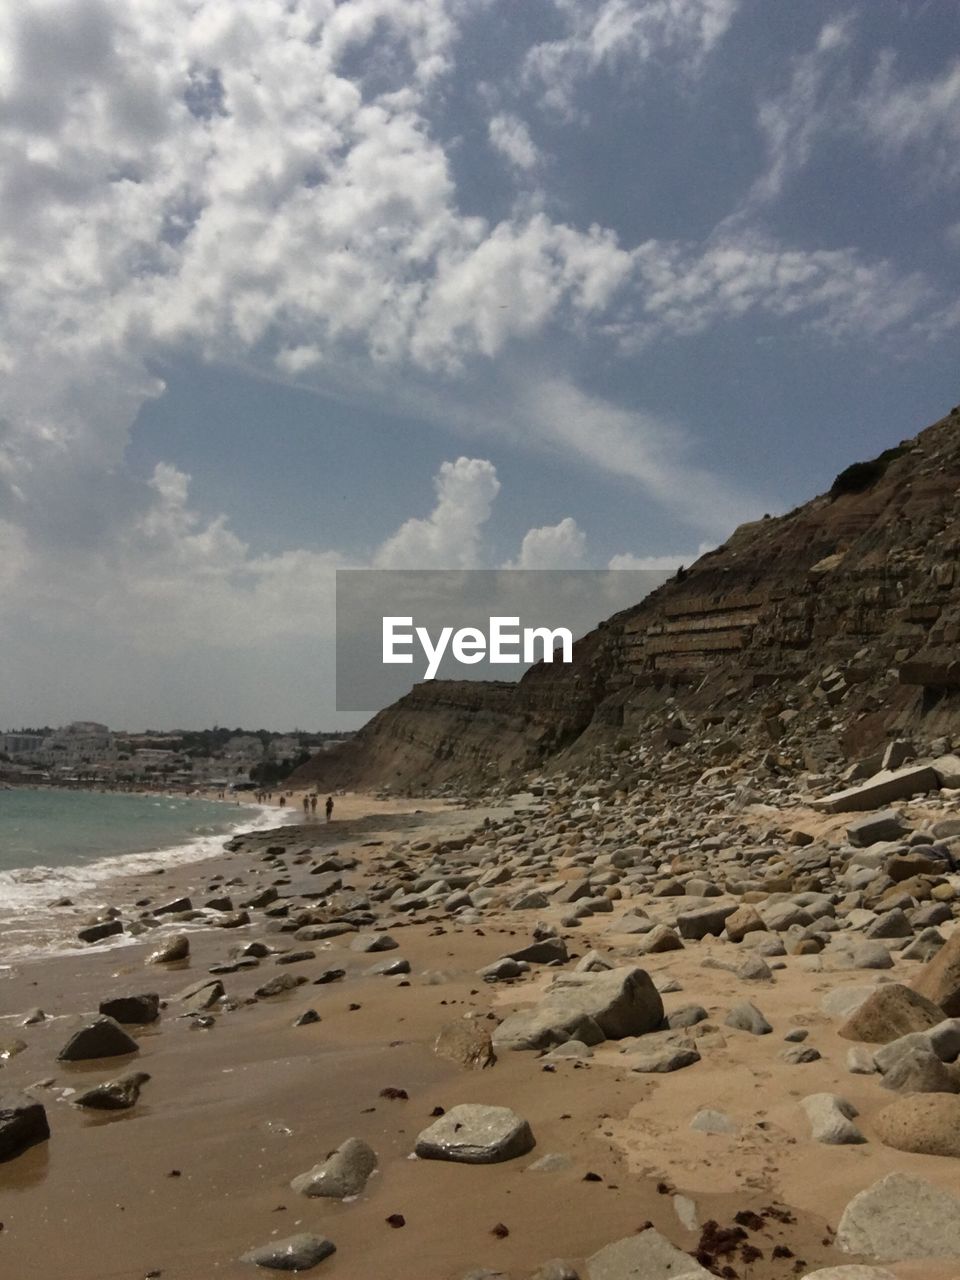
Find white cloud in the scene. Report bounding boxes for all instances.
[374,456,501,568]
[856,53,960,185]
[744,16,854,208]
[608,540,713,570]
[525,0,741,115]
[506,516,587,569]
[488,112,542,171]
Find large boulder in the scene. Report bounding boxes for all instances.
[291,1138,377,1198]
[0,1094,49,1162]
[493,967,663,1051]
[58,1016,139,1062]
[837,983,943,1044]
[836,1172,960,1260]
[676,903,737,941]
[913,931,960,1017]
[586,1229,713,1279]
[873,1093,960,1157]
[813,766,940,814]
[414,1104,534,1164]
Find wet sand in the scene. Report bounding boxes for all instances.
[0,796,955,1278]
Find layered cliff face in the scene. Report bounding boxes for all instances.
[294,406,960,792]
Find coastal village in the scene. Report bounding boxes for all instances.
[0,722,352,791]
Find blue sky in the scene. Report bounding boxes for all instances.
[1,0,959,729]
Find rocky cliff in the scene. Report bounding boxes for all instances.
[294,405,960,793]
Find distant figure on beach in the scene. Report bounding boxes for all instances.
[325,795,334,822]
[302,794,310,816]
[279,795,285,807]
[310,794,317,816]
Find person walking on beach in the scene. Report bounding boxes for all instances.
[302,794,310,817]
[325,795,334,822]
[309,794,317,816]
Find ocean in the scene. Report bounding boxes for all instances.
[0,788,278,957]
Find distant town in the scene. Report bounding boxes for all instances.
[0,722,353,791]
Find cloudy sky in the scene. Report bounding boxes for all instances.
[2,0,959,731]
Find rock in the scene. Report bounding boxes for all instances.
[913,930,960,1017]
[176,978,225,1012]
[146,934,189,964]
[415,1104,534,1164]
[154,896,192,915]
[724,904,767,943]
[241,1233,336,1271]
[20,1008,44,1026]
[677,903,736,941]
[737,955,773,982]
[532,1261,580,1280]
[434,1023,497,1070]
[782,1044,821,1064]
[838,983,944,1043]
[628,1042,700,1073]
[814,767,939,815]
[800,1093,865,1144]
[864,908,912,939]
[368,957,411,976]
[846,1046,876,1074]
[667,1004,708,1030]
[836,1172,960,1260]
[479,959,525,982]
[690,1109,737,1134]
[505,937,569,965]
[58,1016,139,1062]
[72,1071,150,1110]
[637,925,683,954]
[874,1092,960,1156]
[846,811,909,847]
[78,919,124,944]
[724,1001,772,1035]
[0,1094,50,1162]
[98,994,160,1024]
[879,1043,958,1093]
[291,1137,377,1198]
[493,967,663,1051]
[932,753,960,788]
[350,932,398,953]
[585,1229,713,1278]
[821,985,875,1020]
[255,973,306,998]
[294,1009,321,1026]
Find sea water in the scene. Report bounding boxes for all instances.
[0,788,278,958]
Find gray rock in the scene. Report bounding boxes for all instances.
[493,967,663,1051]
[241,1233,336,1271]
[0,1094,50,1162]
[58,1016,138,1062]
[878,1043,958,1094]
[666,1005,708,1030]
[350,932,398,953]
[781,1045,821,1064]
[690,1109,737,1134]
[846,810,910,847]
[72,1071,150,1110]
[291,1137,377,1198]
[505,937,568,965]
[677,903,737,941]
[724,1002,772,1035]
[146,934,189,964]
[628,1042,700,1073]
[415,1104,534,1163]
[255,973,306,998]
[801,1093,865,1144]
[585,1229,712,1278]
[836,1172,960,1260]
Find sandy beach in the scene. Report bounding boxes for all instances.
[2,788,960,1279]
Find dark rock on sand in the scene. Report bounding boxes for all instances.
[0,1094,50,1162]
[99,994,160,1024]
[58,1016,139,1062]
[73,1071,150,1110]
